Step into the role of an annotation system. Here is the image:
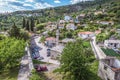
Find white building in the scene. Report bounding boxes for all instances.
[59,20,65,24]
[58,24,65,29]
[78,31,95,39]
[61,38,75,44]
[64,15,72,21]
[98,58,120,80]
[94,11,103,15]
[97,21,114,25]
[45,37,56,47]
[66,23,77,30]
[104,40,120,49]
[76,14,86,21]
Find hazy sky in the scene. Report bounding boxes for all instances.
[0,0,92,13]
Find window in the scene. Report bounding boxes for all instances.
[107,78,110,80]
[104,65,107,70]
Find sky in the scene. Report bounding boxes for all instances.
[0,0,91,13]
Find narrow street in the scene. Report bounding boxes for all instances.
[91,37,106,59]
[34,36,60,65]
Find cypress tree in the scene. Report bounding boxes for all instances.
[26,20,30,31]
[23,17,26,29]
[9,22,20,38]
[30,18,35,31]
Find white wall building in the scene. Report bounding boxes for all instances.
[78,31,95,39]
[66,23,77,30]
[64,15,72,21]
[45,37,56,47]
[97,21,114,25]
[104,40,120,49]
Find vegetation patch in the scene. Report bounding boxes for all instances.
[0,67,19,80]
[101,48,120,57]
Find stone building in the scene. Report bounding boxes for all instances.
[104,40,120,49]
[98,58,120,80]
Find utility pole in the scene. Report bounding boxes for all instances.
[56,22,60,45]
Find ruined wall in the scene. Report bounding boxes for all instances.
[98,61,115,80]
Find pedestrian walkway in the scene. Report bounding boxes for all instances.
[17,43,34,80]
[17,55,29,80]
[91,37,106,59]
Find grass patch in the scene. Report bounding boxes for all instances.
[83,41,91,48]
[101,48,120,57]
[0,67,19,80]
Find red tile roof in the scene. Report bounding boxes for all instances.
[95,30,101,34]
[78,31,94,35]
[46,37,56,41]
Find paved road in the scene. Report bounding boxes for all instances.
[91,37,106,59]
[17,55,29,80]
[34,36,60,65]
[18,44,34,80]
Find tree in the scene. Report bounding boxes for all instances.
[65,31,73,38]
[26,20,30,31]
[60,39,92,80]
[0,38,26,71]
[9,22,20,38]
[23,17,26,29]
[36,23,45,31]
[36,19,40,25]
[40,36,45,43]
[30,18,35,32]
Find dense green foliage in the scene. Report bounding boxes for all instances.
[30,69,45,80]
[8,23,29,40]
[0,0,115,29]
[9,23,20,38]
[59,39,100,80]
[0,38,26,71]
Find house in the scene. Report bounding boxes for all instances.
[94,11,103,15]
[76,14,86,21]
[50,45,64,59]
[59,20,65,24]
[66,23,77,30]
[98,58,120,80]
[61,38,75,45]
[42,31,48,36]
[104,40,120,49]
[58,23,65,29]
[45,37,56,47]
[64,15,72,21]
[78,31,95,39]
[95,30,101,35]
[117,29,120,34]
[97,21,114,25]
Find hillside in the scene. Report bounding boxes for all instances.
[0,0,119,30]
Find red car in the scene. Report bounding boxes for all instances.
[35,65,48,72]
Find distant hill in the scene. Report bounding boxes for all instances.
[0,0,119,30]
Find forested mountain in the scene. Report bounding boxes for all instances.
[0,0,119,30]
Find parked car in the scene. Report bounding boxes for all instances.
[37,56,44,60]
[47,49,51,57]
[35,65,48,72]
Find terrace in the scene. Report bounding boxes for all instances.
[101,48,120,57]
